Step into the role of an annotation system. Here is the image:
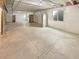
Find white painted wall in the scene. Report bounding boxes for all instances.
[43,14,47,27]
[16,14,26,24]
[48,5,79,34]
[14,11,27,25]
[33,5,79,34]
[13,11,33,25]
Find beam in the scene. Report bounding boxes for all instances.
[43,0,62,5]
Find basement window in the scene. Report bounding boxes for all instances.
[53,10,64,21]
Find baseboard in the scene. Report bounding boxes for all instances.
[48,25,79,36]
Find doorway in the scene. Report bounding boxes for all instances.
[12,15,16,23]
[29,15,34,23]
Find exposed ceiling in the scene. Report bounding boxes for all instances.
[13,0,79,11]
[13,0,55,11]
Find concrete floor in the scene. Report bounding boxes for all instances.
[0,23,79,59]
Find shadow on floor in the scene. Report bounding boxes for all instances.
[29,23,43,27]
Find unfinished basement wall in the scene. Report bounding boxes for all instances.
[33,10,48,26]
[48,5,79,34]
[34,11,43,25]
[6,13,13,23]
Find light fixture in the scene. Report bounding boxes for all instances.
[39,0,42,6]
